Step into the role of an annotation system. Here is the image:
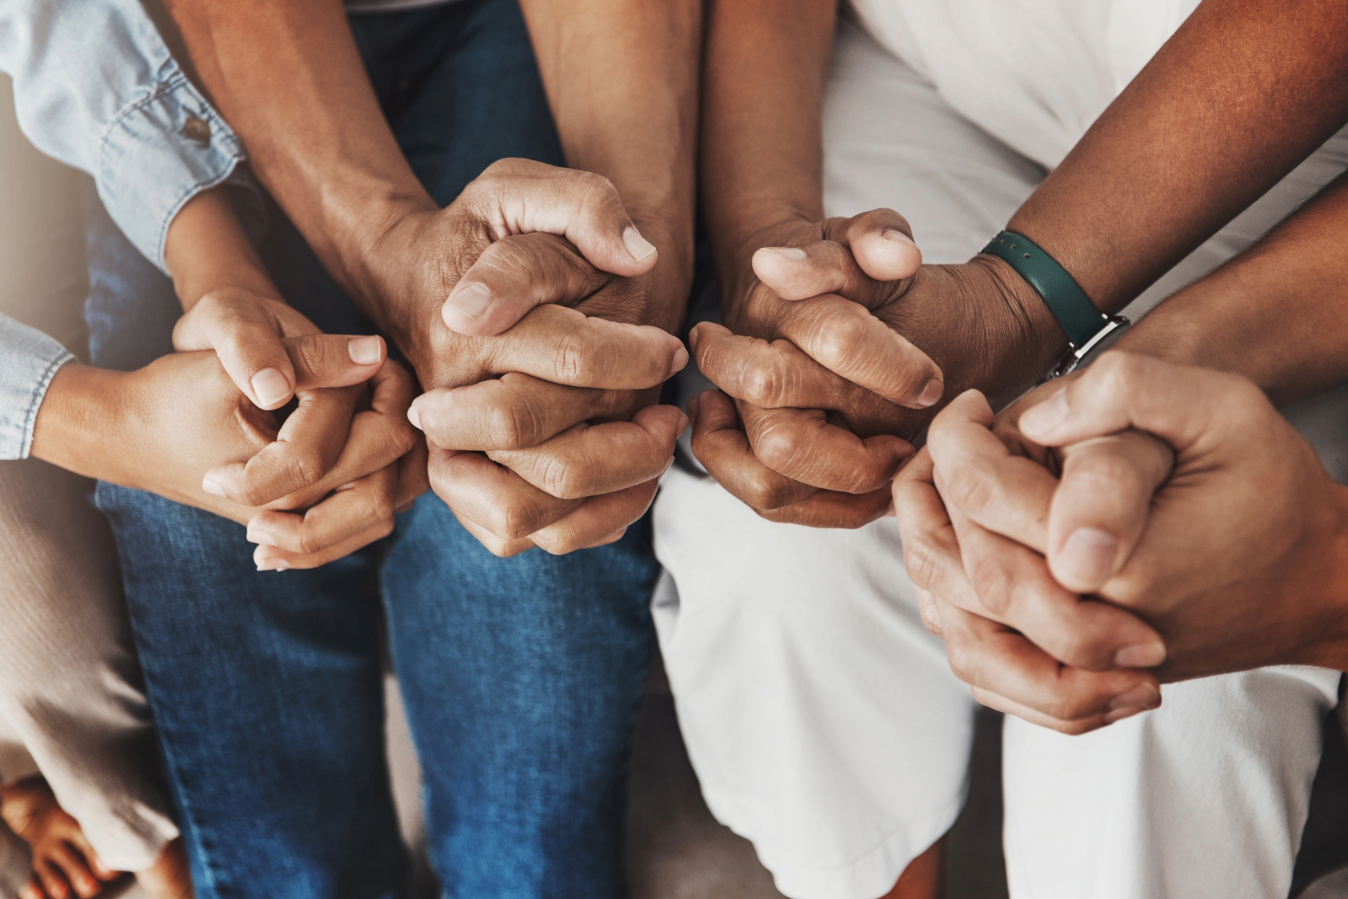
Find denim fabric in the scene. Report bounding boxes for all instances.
[87,2,659,897]
[0,0,255,457]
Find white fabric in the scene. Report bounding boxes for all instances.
[655,14,1348,899]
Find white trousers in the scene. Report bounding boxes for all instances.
[654,21,1348,899]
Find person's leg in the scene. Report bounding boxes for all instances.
[260,3,657,894]
[84,194,405,899]
[1003,668,1339,899]
[997,126,1348,899]
[653,22,1044,899]
[0,458,186,899]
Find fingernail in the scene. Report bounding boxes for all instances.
[256,557,290,573]
[201,475,227,498]
[688,325,701,354]
[407,403,422,430]
[348,335,383,365]
[916,377,944,408]
[882,229,915,245]
[762,246,807,261]
[670,345,689,378]
[250,367,291,408]
[1115,642,1167,669]
[1020,390,1069,437]
[445,283,492,322]
[676,411,690,434]
[1108,683,1160,712]
[246,525,277,547]
[623,226,657,262]
[1058,527,1119,587]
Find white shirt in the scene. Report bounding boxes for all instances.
[847,0,1201,168]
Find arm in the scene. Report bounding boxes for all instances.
[691,0,1348,527]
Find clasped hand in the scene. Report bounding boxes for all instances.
[688,209,1060,528]
[896,353,1348,734]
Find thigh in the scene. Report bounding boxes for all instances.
[653,467,975,899]
[1002,667,1340,899]
[0,458,176,872]
[382,494,658,899]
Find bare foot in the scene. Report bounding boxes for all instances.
[133,839,193,899]
[0,776,121,899]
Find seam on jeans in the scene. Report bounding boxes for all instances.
[19,351,74,459]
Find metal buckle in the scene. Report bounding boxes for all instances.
[1050,315,1130,379]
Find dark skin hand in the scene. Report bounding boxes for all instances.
[162,0,700,555]
[692,0,1348,529]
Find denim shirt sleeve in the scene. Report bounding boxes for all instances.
[0,0,264,458]
[0,314,74,460]
[0,0,264,272]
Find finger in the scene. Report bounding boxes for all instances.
[942,603,1162,733]
[1018,352,1257,454]
[690,322,872,410]
[740,402,912,494]
[173,293,299,410]
[776,294,944,408]
[941,475,1165,672]
[926,390,1058,553]
[471,157,659,276]
[202,385,361,507]
[63,833,116,883]
[412,374,617,452]
[530,479,658,555]
[1048,430,1175,593]
[689,389,820,510]
[394,437,431,513]
[285,334,387,390]
[750,485,892,528]
[451,506,537,558]
[442,231,611,335]
[252,519,395,571]
[247,467,398,559]
[21,876,47,899]
[487,405,686,499]
[487,304,686,387]
[893,449,986,608]
[37,860,71,899]
[427,446,582,538]
[752,210,922,306]
[48,844,98,899]
[209,361,420,510]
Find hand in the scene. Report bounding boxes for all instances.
[896,386,1167,734]
[32,337,421,570]
[691,209,1062,528]
[901,353,1348,733]
[365,159,689,556]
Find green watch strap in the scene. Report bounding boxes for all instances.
[982,231,1108,349]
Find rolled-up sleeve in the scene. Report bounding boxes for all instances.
[0,314,74,460]
[0,0,263,272]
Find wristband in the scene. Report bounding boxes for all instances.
[982,231,1128,376]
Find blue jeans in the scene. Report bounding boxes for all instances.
[85,2,659,896]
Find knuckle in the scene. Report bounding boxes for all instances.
[741,364,784,406]
[812,314,867,366]
[966,553,1014,617]
[741,477,790,511]
[538,455,585,499]
[902,536,944,592]
[489,503,537,541]
[486,403,536,450]
[941,466,996,519]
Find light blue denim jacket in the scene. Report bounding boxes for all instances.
[0,0,259,459]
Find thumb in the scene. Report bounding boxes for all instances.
[284,334,388,390]
[175,295,298,410]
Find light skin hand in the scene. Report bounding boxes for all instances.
[161,188,427,567]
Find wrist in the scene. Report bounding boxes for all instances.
[29,364,135,482]
[963,253,1071,402]
[165,189,282,310]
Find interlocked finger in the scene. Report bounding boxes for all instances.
[776,294,943,409]
[530,479,659,555]
[412,374,623,453]
[428,446,583,538]
[247,466,398,559]
[691,322,871,410]
[740,402,912,494]
[486,404,686,499]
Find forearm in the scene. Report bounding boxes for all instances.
[700,0,835,292]
[521,0,701,330]
[163,188,281,311]
[1115,173,1348,406]
[1007,0,1348,314]
[162,0,431,318]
